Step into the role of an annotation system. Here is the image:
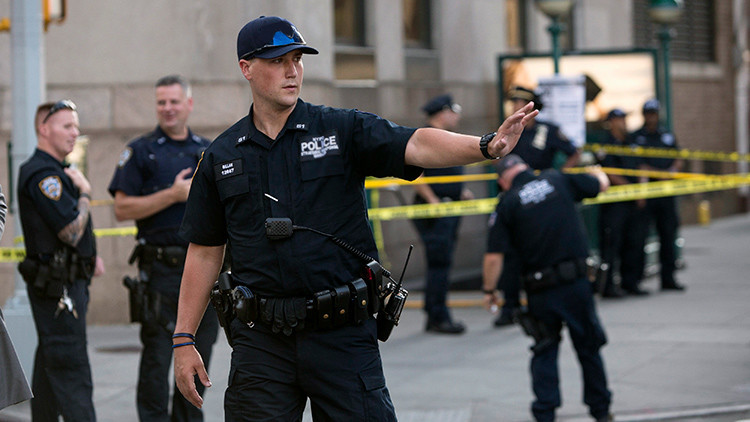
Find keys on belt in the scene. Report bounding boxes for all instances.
[55,286,78,319]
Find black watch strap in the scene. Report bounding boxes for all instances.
[479,132,498,160]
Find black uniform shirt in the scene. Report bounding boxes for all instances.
[421,166,464,201]
[108,127,210,246]
[512,120,577,170]
[18,149,96,259]
[487,169,599,273]
[179,99,421,296]
[631,126,679,171]
[599,132,640,184]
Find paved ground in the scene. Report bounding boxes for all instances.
[2,214,750,421]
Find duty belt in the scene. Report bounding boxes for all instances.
[523,258,588,294]
[235,278,373,333]
[139,244,187,267]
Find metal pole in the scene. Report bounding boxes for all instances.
[659,24,673,132]
[5,0,45,383]
[548,16,562,74]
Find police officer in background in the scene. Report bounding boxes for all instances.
[413,94,473,334]
[108,75,218,421]
[172,16,537,421]
[631,99,686,291]
[482,154,613,422]
[17,100,105,421]
[597,109,649,297]
[493,86,581,327]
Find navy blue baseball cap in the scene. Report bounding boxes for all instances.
[508,86,543,111]
[237,16,319,61]
[422,94,461,116]
[606,108,627,120]
[642,98,660,113]
[494,154,527,177]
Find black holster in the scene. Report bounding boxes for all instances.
[210,272,236,347]
[514,308,558,353]
[123,275,148,323]
[124,241,176,333]
[18,249,71,298]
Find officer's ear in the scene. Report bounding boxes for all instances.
[239,59,254,82]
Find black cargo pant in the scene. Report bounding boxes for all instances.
[414,215,461,324]
[527,278,612,422]
[646,196,680,286]
[225,317,396,421]
[137,260,219,422]
[599,201,647,292]
[27,277,95,422]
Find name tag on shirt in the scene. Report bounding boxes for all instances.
[214,159,243,180]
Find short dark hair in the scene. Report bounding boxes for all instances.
[155,74,192,98]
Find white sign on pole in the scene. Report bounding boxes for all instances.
[536,75,586,147]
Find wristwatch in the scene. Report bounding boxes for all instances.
[479,132,498,160]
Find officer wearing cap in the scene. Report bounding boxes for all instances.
[412,94,472,334]
[108,75,218,422]
[171,15,537,421]
[597,108,650,297]
[17,100,105,421]
[492,86,582,327]
[482,155,613,422]
[631,99,686,291]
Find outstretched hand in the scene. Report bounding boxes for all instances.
[174,346,211,409]
[488,102,539,159]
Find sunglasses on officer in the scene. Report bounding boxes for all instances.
[240,26,307,60]
[42,100,77,123]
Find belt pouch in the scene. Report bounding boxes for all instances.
[313,290,334,330]
[556,260,578,282]
[348,278,369,325]
[332,285,351,327]
[162,246,187,267]
[17,259,39,285]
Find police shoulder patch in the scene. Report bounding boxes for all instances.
[39,176,63,201]
[118,147,133,168]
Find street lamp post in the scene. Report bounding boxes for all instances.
[535,0,574,75]
[649,0,683,132]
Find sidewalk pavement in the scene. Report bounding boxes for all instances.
[2,214,750,422]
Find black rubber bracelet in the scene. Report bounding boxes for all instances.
[482,289,496,295]
[172,332,195,341]
[79,192,91,200]
[172,341,196,349]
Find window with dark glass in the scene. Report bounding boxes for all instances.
[403,0,431,49]
[335,0,366,46]
[506,0,527,52]
[633,0,715,63]
[334,0,374,79]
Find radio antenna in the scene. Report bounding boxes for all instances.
[396,245,413,289]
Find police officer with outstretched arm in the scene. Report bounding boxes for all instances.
[482,155,613,422]
[17,100,105,421]
[171,16,537,421]
[108,75,219,422]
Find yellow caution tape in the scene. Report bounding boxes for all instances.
[3,171,746,263]
[0,247,25,262]
[585,143,750,162]
[367,173,750,221]
[365,173,496,189]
